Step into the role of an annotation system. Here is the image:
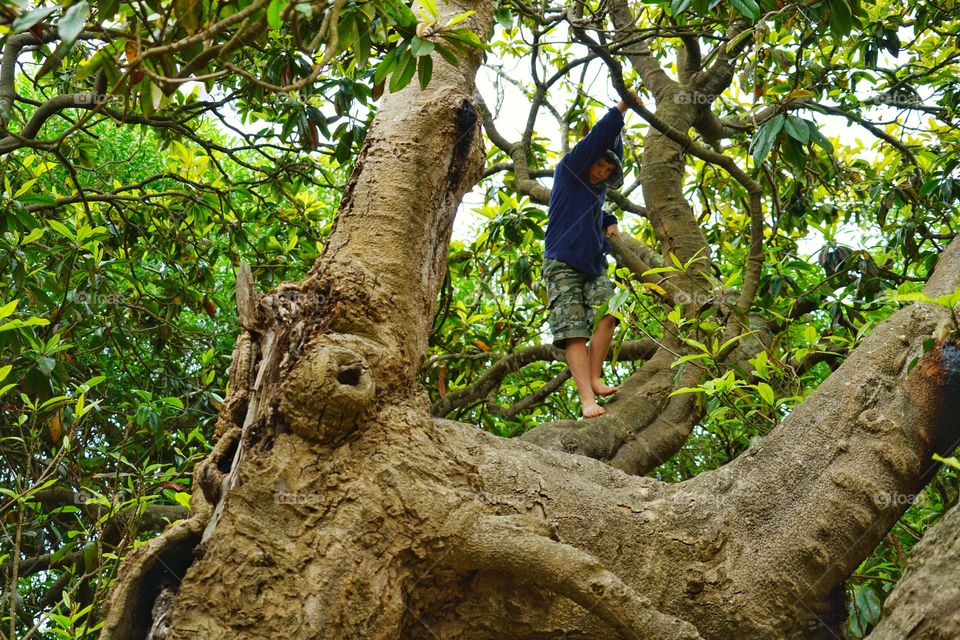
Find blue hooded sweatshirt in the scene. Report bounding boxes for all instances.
[544,107,624,276]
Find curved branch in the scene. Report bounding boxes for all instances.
[803,100,921,172]
[486,369,571,419]
[520,345,680,458]
[0,93,106,154]
[692,21,753,98]
[474,90,551,204]
[678,34,702,83]
[605,0,677,99]
[608,362,702,474]
[445,513,704,640]
[431,339,658,417]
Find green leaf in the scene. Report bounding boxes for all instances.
[411,37,435,57]
[807,124,834,153]
[389,50,418,93]
[669,387,706,396]
[671,353,712,367]
[750,114,785,165]
[933,453,960,470]
[374,47,400,85]
[445,10,476,27]
[38,356,56,377]
[267,0,286,29]
[97,0,121,20]
[48,219,75,241]
[730,0,760,20]
[417,55,433,90]
[641,265,681,276]
[442,28,491,51]
[12,6,56,33]
[681,337,710,353]
[830,0,854,37]
[757,382,774,406]
[433,43,460,67]
[783,116,810,144]
[672,0,694,15]
[493,8,513,29]
[419,0,440,20]
[0,365,11,383]
[58,1,89,46]
[0,317,49,332]
[0,299,19,320]
[885,291,934,304]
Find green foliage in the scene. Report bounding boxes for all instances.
[0,91,342,637]
[0,0,958,634]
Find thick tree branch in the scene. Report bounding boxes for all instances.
[445,513,704,639]
[683,235,960,618]
[692,22,752,98]
[605,0,677,99]
[866,499,960,638]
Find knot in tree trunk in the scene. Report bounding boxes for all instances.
[279,335,376,443]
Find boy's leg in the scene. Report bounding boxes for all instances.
[566,337,604,418]
[588,314,617,396]
[584,272,619,396]
[543,259,605,418]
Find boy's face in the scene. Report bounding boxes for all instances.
[589,157,616,185]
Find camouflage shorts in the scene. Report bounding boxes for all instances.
[542,257,615,348]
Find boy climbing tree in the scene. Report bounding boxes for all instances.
[542,92,634,418]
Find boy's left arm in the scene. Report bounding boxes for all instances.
[603,211,620,238]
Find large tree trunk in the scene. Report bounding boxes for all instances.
[98,0,960,637]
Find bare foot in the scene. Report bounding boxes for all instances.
[592,379,618,396]
[582,402,606,418]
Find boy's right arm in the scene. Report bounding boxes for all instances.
[562,107,624,177]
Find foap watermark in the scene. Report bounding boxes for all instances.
[274,489,324,505]
[873,492,921,507]
[260,290,327,309]
[672,91,714,106]
[673,290,740,307]
[73,291,127,306]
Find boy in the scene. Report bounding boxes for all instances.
[543,96,631,418]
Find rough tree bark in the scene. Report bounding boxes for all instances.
[97,0,960,638]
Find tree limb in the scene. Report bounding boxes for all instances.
[431,339,658,417]
[445,513,704,639]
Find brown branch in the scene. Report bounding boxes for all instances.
[692,21,753,98]
[604,0,677,99]
[608,362,702,474]
[802,100,921,172]
[430,340,658,417]
[485,369,572,419]
[678,34,702,83]
[0,93,107,154]
[445,513,704,639]
[474,90,551,204]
